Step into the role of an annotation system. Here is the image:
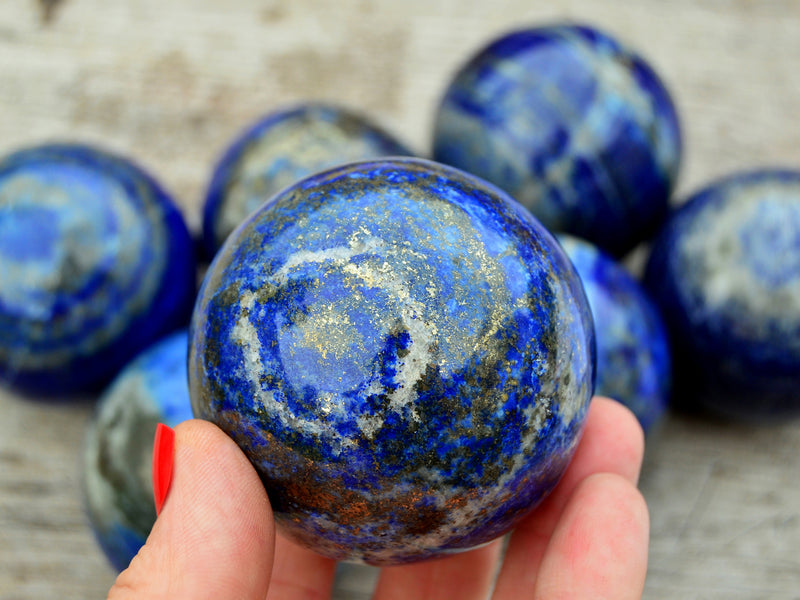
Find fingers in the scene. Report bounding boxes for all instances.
[108,420,275,600]
[266,533,337,600]
[372,538,504,600]
[492,397,645,598]
[532,473,649,600]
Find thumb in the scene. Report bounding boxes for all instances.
[108,420,275,600]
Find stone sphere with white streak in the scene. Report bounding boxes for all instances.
[188,157,594,565]
[645,170,800,420]
[0,144,196,395]
[432,24,682,257]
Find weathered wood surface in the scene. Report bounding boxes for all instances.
[1,1,799,598]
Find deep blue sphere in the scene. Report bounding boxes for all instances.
[558,235,670,432]
[0,144,196,395]
[189,157,594,565]
[83,330,193,571]
[433,24,682,257]
[202,103,413,257]
[645,170,800,420]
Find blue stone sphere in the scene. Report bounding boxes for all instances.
[558,235,670,432]
[82,330,193,571]
[189,157,595,565]
[644,170,800,420]
[202,103,413,258]
[433,24,682,257]
[0,144,196,395]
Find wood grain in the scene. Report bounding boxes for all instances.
[1,1,799,598]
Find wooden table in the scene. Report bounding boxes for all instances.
[1,1,799,598]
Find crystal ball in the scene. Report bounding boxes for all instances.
[83,330,193,571]
[645,170,800,420]
[202,103,413,257]
[0,144,196,395]
[558,234,670,432]
[189,157,594,565]
[433,24,682,257]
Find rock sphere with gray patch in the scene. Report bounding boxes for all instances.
[83,330,193,571]
[189,157,595,565]
[433,24,682,257]
[202,103,413,258]
[645,170,800,420]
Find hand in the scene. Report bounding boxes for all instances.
[108,396,648,599]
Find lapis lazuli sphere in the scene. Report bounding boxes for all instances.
[433,24,682,257]
[0,144,196,395]
[645,170,800,421]
[83,330,193,571]
[558,235,670,432]
[189,157,594,565]
[202,103,413,257]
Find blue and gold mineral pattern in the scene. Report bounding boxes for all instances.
[645,170,800,420]
[558,235,670,432]
[83,330,194,571]
[189,157,594,565]
[202,103,413,257]
[0,144,196,394]
[433,24,682,257]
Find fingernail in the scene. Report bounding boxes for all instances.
[153,423,175,515]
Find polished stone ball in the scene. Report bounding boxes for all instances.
[433,24,682,257]
[202,103,413,257]
[189,157,594,565]
[83,330,193,571]
[645,170,800,420]
[0,144,196,395]
[558,235,670,432]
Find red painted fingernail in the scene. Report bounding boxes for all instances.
[153,423,175,516]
